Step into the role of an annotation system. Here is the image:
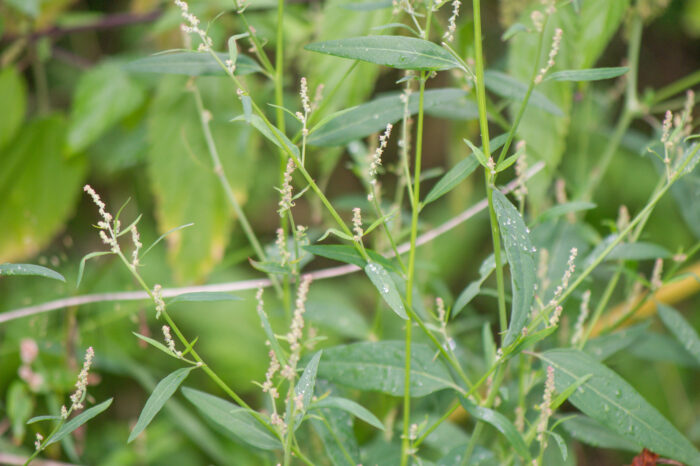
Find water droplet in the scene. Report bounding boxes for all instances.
[615,389,622,398]
[382,285,389,294]
[603,404,610,412]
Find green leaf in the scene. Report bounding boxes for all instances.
[312,397,384,431]
[132,332,174,357]
[458,397,531,461]
[0,66,26,150]
[583,323,649,361]
[249,259,292,276]
[0,263,65,282]
[232,114,299,158]
[293,351,322,428]
[46,398,113,446]
[452,252,504,317]
[255,300,288,367]
[181,387,280,450]
[364,261,407,319]
[128,367,195,443]
[168,292,241,304]
[67,63,145,154]
[317,341,458,397]
[560,414,640,452]
[147,77,256,281]
[26,415,62,425]
[606,242,671,261]
[423,157,479,206]
[657,303,700,365]
[535,202,596,224]
[544,66,629,82]
[540,349,700,465]
[126,51,261,76]
[484,70,563,116]
[549,431,568,462]
[0,116,87,263]
[304,244,394,270]
[304,35,460,71]
[551,374,592,411]
[308,88,475,146]
[7,381,33,441]
[463,138,489,169]
[77,251,113,287]
[628,331,700,368]
[493,191,537,346]
[310,404,360,465]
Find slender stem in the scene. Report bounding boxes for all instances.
[462,366,505,464]
[653,69,700,105]
[31,42,50,115]
[191,85,283,296]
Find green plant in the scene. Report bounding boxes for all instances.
[2,0,700,464]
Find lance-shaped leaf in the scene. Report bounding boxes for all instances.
[126,51,261,76]
[658,303,700,365]
[45,399,113,446]
[484,71,563,116]
[493,191,536,346]
[318,341,459,397]
[365,261,407,319]
[308,88,475,146]
[0,263,65,282]
[305,36,460,71]
[312,397,384,431]
[544,67,629,82]
[293,351,322,428]
[540,349,700,465]
[560,414,640,452]
[128,367,195,443]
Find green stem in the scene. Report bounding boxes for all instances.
[462,366,505,464]
[652,69,700,105]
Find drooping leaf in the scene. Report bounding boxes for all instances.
[560,414,640,452]
[310,403,360,465]
[657,303,700,365]
[126,51,261,76]
[0,263,65,282]
[46,398,113,446]
[305,36,460,71]
[67,63,145,154]
[181,387,280,450]
[535,202,596,224]
[168,292,241,304]
[458,397,531,461]
[312,396,384,431]
[493,190,537,346]
[317,341,458,397]
[540,349,700,465]
[128,367,195,443]
[294,351,322,426]
[544,67,629,82]
[232,114,299,158]
[304,244,395,270]
[0,116,86,262]
[308,88,476,146]
[484,70,563,116]
[364,261,407,319]
[0,66,26,150]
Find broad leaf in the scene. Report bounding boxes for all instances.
[126,51,261,76]
[544,67,629,82]
[540,349,700,465]
[0,116,86,262]
[493,191,537,346]
[560,414,639,452]
[312,396,384,431]
[46,398,113,446]
[181,387,280,450]
[317,341,458,397]
[583,323,649,361]
[128,367,195,443]
[364,261,407,319]
[67,63,145,154]
[305,35,460,70]
[0,263,65,282]
[308,88,475,146]
[310,403,360,465]
[459,397,531,461]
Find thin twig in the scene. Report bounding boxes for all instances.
[0,163,543,325]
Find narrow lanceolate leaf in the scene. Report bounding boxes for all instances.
[45,398,113,446]
[303,244,394,270]
[304,36,460,71]
[658,303,700,365]
[126,51,261,76]
[168,292,241,304]
[484,70,563,116]
[493,191,537,346]
[295,351,323,424]
[181,387,280,450]
[128,367,195,443]
[232,114,299,158]
[312,397,384,431]
[560,414,640,452]
[606,242,671,261]
[318,341,459,397]
[423,157,479,206]
[308,88,474,146]
[540,349,700,465]
[458,397,531,461]
[535,201,596,224]
[364,261,407,320]
[0,263,65,282]
[544,67,629,82]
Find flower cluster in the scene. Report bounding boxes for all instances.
[278,158,296,216]
[163,325,182,358]
[571,289,591,345]
[68,347,95,412]
[535,28,563,84]
[84,185,121,254]
[369,124,393,185]
[443,0,461,42]
[174,0,213,52]
[153,284,165,319]
[548,247,577,307]
[352,207,363,241]
[276,228,290,266]
[514,141,528,204]
[536,365,556,447]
